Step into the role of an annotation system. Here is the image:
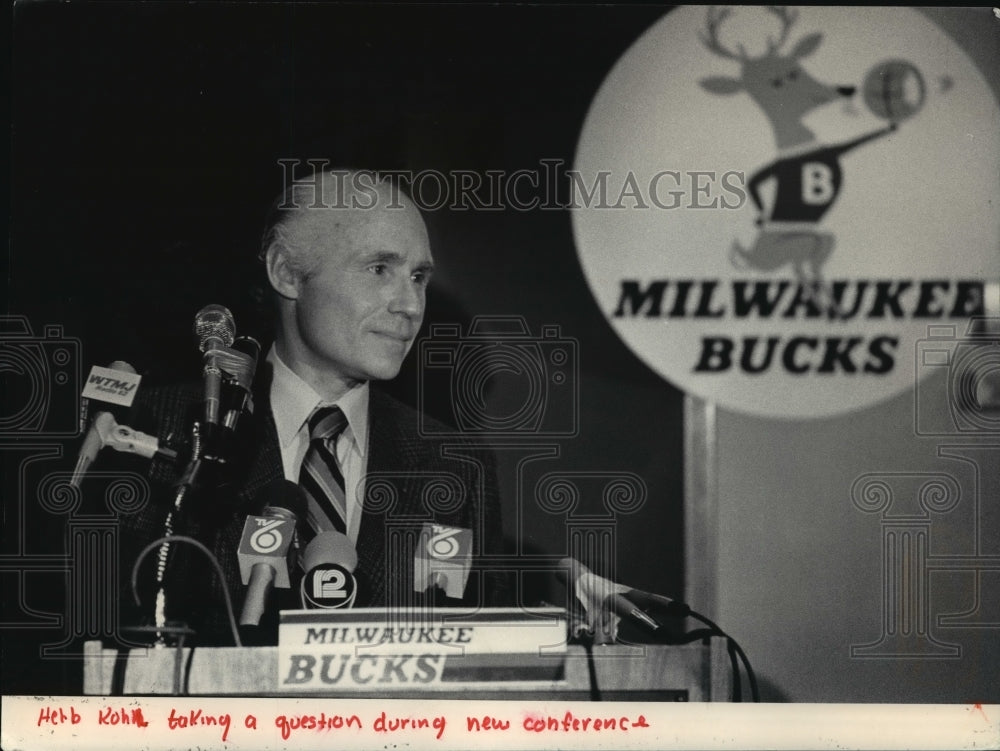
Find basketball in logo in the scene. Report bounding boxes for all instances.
[863,60,926,121]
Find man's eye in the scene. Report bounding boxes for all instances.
[369,263,387,275]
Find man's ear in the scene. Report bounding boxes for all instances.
[265,243,301,300]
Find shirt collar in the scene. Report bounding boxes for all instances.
[267,346,369,457]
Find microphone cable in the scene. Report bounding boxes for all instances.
[131,534,243,649]
[611,584,759,702]
[561,601,603,702]
[685,609,759,702]
[149,421,204,642]
[582,636,602,702]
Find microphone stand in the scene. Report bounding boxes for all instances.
[144,337,260,644]
[123,308,259,646]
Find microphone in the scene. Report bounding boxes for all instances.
[619,585,691,619]
[193,304,236,427]
[413,523,473,599]
[71,360,138,488]
[557,558,690,644]
[221,335,261,430]
[237,479,307,627]
[300,531,359,609]
[104,420,180,463]
[71,414,117,488]
[229,336,261,390]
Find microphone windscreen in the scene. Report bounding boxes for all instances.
[108,360,137,375]
[232,336,262,363]
[194,304,235,351]
[303,531,358,573]
[228,336,261,390]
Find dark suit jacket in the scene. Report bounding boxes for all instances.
[108,363,511,645]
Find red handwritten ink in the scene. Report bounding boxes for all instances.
[467,715,511,731]
[274,713,362,741]
[373,711,446,740]
[97,707,148,727]
[166,708,232,742]
[36,706,81,727]
[522,710,650,733]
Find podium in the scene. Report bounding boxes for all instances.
[83,639,732,701]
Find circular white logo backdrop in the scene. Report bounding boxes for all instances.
[572,6,1000,419]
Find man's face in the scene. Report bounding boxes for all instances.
[284,198,433,394]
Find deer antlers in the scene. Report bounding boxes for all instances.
[701,6,800,60]
[701,7,746,61]
[764,6,798,54]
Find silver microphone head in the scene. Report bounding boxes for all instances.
[193,304,236,352]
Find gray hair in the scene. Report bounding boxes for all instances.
[259,169,410,281]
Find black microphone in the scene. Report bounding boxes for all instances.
[221,335,261,430]
[193,304,236,427]
[557,558,690,642]
[230,335,261,388]
[71,360,137,488]
[619,585,691,619]
[300,531,359,609]
[237,479,307,627]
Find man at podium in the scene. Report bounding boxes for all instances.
[98,169,511,646]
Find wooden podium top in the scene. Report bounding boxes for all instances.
[83,640,732,701]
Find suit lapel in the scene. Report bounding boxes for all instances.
[236,359,285,508]
[356,388,426,606]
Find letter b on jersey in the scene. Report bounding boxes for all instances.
[802,162,835,206]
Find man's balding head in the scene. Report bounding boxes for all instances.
[262,170,433,401]
[260,170,414,282]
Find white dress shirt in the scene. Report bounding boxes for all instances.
[266,346,369,543]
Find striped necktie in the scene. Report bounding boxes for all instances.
[298,406,349,536]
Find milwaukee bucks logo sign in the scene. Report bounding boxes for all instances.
[572,6,999,418]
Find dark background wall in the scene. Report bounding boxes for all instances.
[5,2,685,692]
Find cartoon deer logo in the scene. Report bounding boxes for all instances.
[699,6,900,316]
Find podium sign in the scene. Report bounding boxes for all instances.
[83,640,731,701]
[277,608,568,691]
